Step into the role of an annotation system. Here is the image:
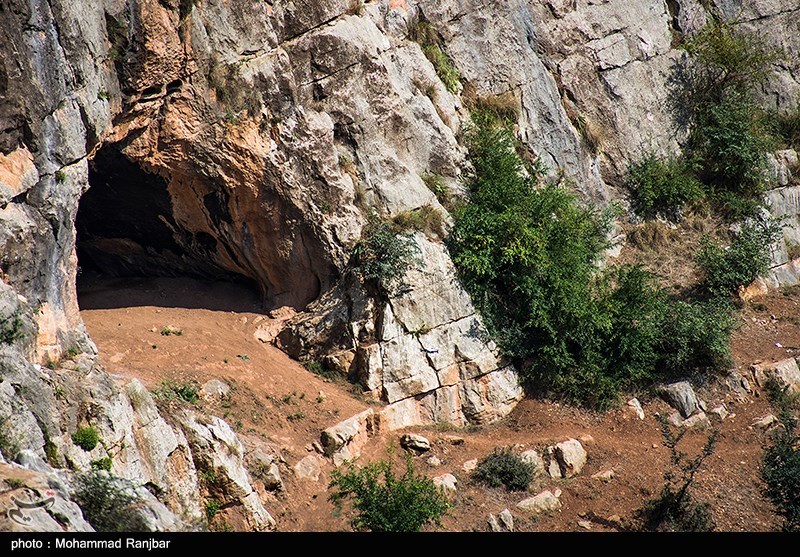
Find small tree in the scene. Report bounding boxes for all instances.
[761,379,800,532]
[352,216,421,297]
[329,457,450,532]
[637,416,717,532]
[473,448,534,491]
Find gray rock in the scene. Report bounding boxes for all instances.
[709,405,730,423]
[681,412,711,430]
[199,379,231,401]
[400,433,431,453]
[752,414,778,430]
[427,456,442,467]
[517,490,562,514]
[320,409,376,466]
[657,381,701,418]
[488,508,514,532]
[591,469,615,482]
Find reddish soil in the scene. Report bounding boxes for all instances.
[79,274,794,532]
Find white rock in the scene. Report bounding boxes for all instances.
[752,414,778,430]
[553,439,587,478]
[199,379,230,400]
[520,449,545,477]
[752,358,800,394]
[462,459,478,473]
[517,490,562,514]
[427,456,442,467]
[400,433,431,452]
[626,397,645,420]
[591,469,615,482]
[709,405,729,423]
[433,473,457,497]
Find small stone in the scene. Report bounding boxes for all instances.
[293,455,321,481]
[752,414,777,429]
[400,433,431,452]
[445,436,465,446]
[520,449,545,477]
[317,390,326,402]
[462,459,478,473]
[577,434,596,446]
[578,520,592,530]
[626,398,645,420]
[199,379,231,400]
[698,400,707,412]
[433,473,457,498]
[517,490,562,514]
[709,405,729,422]
[488,514,503,532]
[498,509,514,532]
[667,412,684,427]
[312,441,324,454]
[427,455,442,467]
[553,488,562,498]
[681,411,710,430]
[591,469,615,482]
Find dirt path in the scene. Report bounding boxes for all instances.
[79,273,789,531]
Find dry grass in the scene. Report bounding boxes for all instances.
[614,212,729,294]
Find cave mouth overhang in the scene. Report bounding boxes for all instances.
[75,142,263,304]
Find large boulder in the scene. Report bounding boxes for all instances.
[657,381,701,418]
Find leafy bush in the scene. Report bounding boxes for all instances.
[392,206,445,237]
[0,310,23,345]
[473,449,534,491]
[675,21,781,217]
[768,105,800,151]
[205,499,222,521]
[451,113,735,408]
[696,214,783,296]
[636,416,717,532]
[72,427,100,452]
[761,379,800,532]
[627,154,704,221]
[329,458,450,532]
[352,216,421,296]
[91,457,113,472]
[73,472,149,532]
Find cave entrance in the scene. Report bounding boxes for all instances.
[75,143,262,312]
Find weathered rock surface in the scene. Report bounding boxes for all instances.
[488,508,514,532]
[400,433,431,453]
[433,473,457,498]
[520,449,546,477]
[752,358,800,394]
[294,455,322,482]
[551,439,587,479]
[627,398,645,420]
[320,408,376,466]
[517,490,562,514]
[658,381,701,418]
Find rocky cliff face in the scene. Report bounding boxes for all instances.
[0,0,797,531]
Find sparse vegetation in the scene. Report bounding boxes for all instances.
[205,499,222,522]
[72,426,100,452]
[54,170,67,184]
[73,471,149,532]
[473,449,534,491]
[160,326,183,336]
[152,380,199,404]
[97,90,109,101]
[91,457,113,472]
[392,206,445,238]
[0,416,19,461]
[409,20,460,93]
[422,174,452,208]
[761,378,800,532]
[4,478,26,489]
[329,457,450,532]
[352,215,422,296]
[636,416,717,532]
[0,310,23,345]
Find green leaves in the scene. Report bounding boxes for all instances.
[352,216,421,297]
[329,458,450,532]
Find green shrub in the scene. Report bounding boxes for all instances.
[696,215,783,297]
[769,105,800,151]
[352,216,421,296]
[73,472,149,532]
[422,44,460,94]
[636,416,717,532]
[627,154,704,221]
[205,499,222,521]
[72,427,99,452]
[422,174,452,208]
[153,380,199,404]
[761,379,800,531]
[91,457,113,472]
[409,19,460,93]
[676,21,782,218]
[451,113,735,408]
[473,449,534,491]
[329,458,450,532]
[0,310,23,345]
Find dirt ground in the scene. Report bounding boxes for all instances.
[78,274,794,532]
